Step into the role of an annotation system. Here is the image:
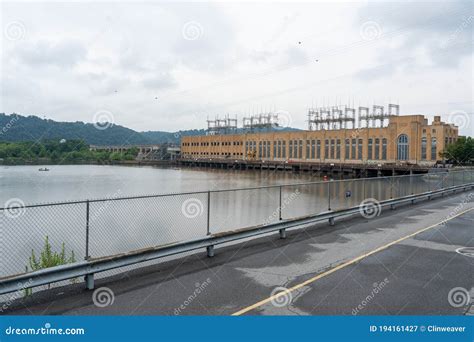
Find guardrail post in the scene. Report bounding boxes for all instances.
[279,186,282,221]
[206,245,214,257]
[85,274,94,290]
[279,229,286,239]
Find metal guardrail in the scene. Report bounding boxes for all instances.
[0,170,473,296]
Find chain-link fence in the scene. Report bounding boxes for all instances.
[1,170,473,282]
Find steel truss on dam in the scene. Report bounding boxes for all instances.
[0,170,473,296]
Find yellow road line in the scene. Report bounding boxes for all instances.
[232,207,474,316]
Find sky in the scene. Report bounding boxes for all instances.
[1,0,473,136]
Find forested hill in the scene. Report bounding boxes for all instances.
[0,113,206,145]
[0,113,299,145]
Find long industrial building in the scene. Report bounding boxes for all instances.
[181,110,459,167]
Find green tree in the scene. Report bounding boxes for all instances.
[441,137,474,165]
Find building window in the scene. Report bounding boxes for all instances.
[289,140,293,158]
[324,139,329,159]
[345,139,350,159]
[431,138,437,160]
[317,140,321,159]
[311,140,316,159]
[421,137,427,160]
[293,140,298,158]
[306,140,310,159]
[298,140,303,159]
[351,139,356,159]
[258,141,262,158]
[397,134,409,161]
[282,141,286,158]
[277,141,281,158]
[358,139,363,160]
[330,139,335,159]
[382,138,387,160]
[375,138,380,160]
[368,139,373,160]
[267,141,271,158]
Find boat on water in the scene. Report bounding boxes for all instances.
[38,167,50,172]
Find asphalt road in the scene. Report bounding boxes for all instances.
[3,190,474,316]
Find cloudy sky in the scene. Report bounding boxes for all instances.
[1,0,472,135]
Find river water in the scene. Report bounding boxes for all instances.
[0,164,460,280]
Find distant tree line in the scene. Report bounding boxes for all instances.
[0,139,139,164]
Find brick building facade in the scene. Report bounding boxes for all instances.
[181,115,458,166]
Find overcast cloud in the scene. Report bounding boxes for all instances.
[0,0,472,135]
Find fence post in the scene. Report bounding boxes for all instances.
[206,191,214,257]
[328,181,334,226]
[207,191,211,236]
[84,200,94,290]
[390,176,395,210]
[85,200,90,260]
[390,176,393,199]
[363,178,366,199]
[279,186,282,221]
[327,181,331,211]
